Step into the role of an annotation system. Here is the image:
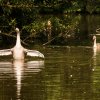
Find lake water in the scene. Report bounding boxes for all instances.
[0,45,100,100]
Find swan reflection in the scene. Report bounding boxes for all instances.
[13,60,24,99]
[0,59,44,100]
[13,60,44,99]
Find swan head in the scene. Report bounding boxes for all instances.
[93,35,96,41]
[15,28,19,33]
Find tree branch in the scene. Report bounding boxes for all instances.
[0,32,29,46]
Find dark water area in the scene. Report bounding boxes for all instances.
[0,45,100,100]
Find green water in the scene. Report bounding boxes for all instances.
[0,46,100,100]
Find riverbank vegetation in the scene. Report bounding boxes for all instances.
[0,0,100,46]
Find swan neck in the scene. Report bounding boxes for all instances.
[93,38,96,48]
[16,32,21,47]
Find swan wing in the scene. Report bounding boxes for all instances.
[26,49,44,58]
[0,49,12,56]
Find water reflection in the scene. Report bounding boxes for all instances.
[0,59,44,100]
[13,60,24,100]
[93,47,97,70]
[1,46,100,100]
[44,46,95,100]
[92,46,100,99]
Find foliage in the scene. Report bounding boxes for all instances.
[21,14,81,45]
[0,0,100,45]
[0,0,100,14]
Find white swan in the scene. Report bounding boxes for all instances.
[93,35,100,53]
[0,28,44,59]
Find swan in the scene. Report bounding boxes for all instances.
[0,28,44,59]
[93,35,100,53]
